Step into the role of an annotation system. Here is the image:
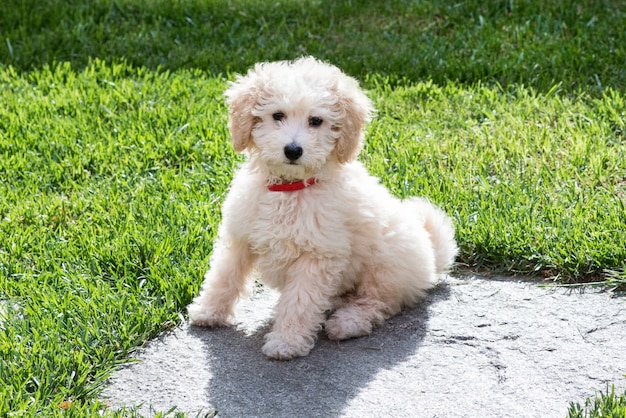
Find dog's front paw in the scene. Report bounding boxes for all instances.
[187,302,231,328]
[262,332,315,360]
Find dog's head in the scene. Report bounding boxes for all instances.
[224,57,373,181]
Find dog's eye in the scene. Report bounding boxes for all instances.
[273,112,285,121]
[309,116,323,127]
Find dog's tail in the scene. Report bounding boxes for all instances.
[412,197,459,274]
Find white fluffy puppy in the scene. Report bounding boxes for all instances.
[188,57,458,360]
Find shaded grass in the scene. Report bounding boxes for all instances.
[2,0,626,93]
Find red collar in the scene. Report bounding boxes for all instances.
[267,177,317,192]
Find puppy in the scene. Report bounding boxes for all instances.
[188,57,458,360]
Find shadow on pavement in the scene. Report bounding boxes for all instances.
[193,282,451,417]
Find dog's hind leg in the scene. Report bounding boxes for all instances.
[325,293,398,341]
[187,236,256,327]
[325,268,415,340]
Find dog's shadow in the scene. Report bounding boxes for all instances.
[192,282,450,417]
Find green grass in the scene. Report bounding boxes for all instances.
[568,386,626,418]
[1,0,625,416]
[366,79,626,282]
[2,0,626,93]
[2,60,625,417]
[0,63,233,415]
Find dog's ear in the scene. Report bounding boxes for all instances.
[224,72,260,153]
[333,80,374,163]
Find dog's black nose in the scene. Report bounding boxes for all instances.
[284,143,303,161]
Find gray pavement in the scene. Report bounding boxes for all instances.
[102,275,626,417]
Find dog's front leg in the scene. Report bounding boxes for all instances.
[187,236,255,327]
[262,254,340,360]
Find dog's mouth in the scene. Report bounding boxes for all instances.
[262,153,324,184]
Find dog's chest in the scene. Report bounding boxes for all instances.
[244,192,346,261]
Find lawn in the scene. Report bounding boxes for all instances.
[569,386,626,418]
[1,0,625,415]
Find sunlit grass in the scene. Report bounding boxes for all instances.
[1,61,624,415]
[568,386,626,418]
[364,79,626,282]
[1,63,231,415]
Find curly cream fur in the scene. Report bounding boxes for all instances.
[187,57,458,360]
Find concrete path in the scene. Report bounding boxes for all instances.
[102,275,626,417]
